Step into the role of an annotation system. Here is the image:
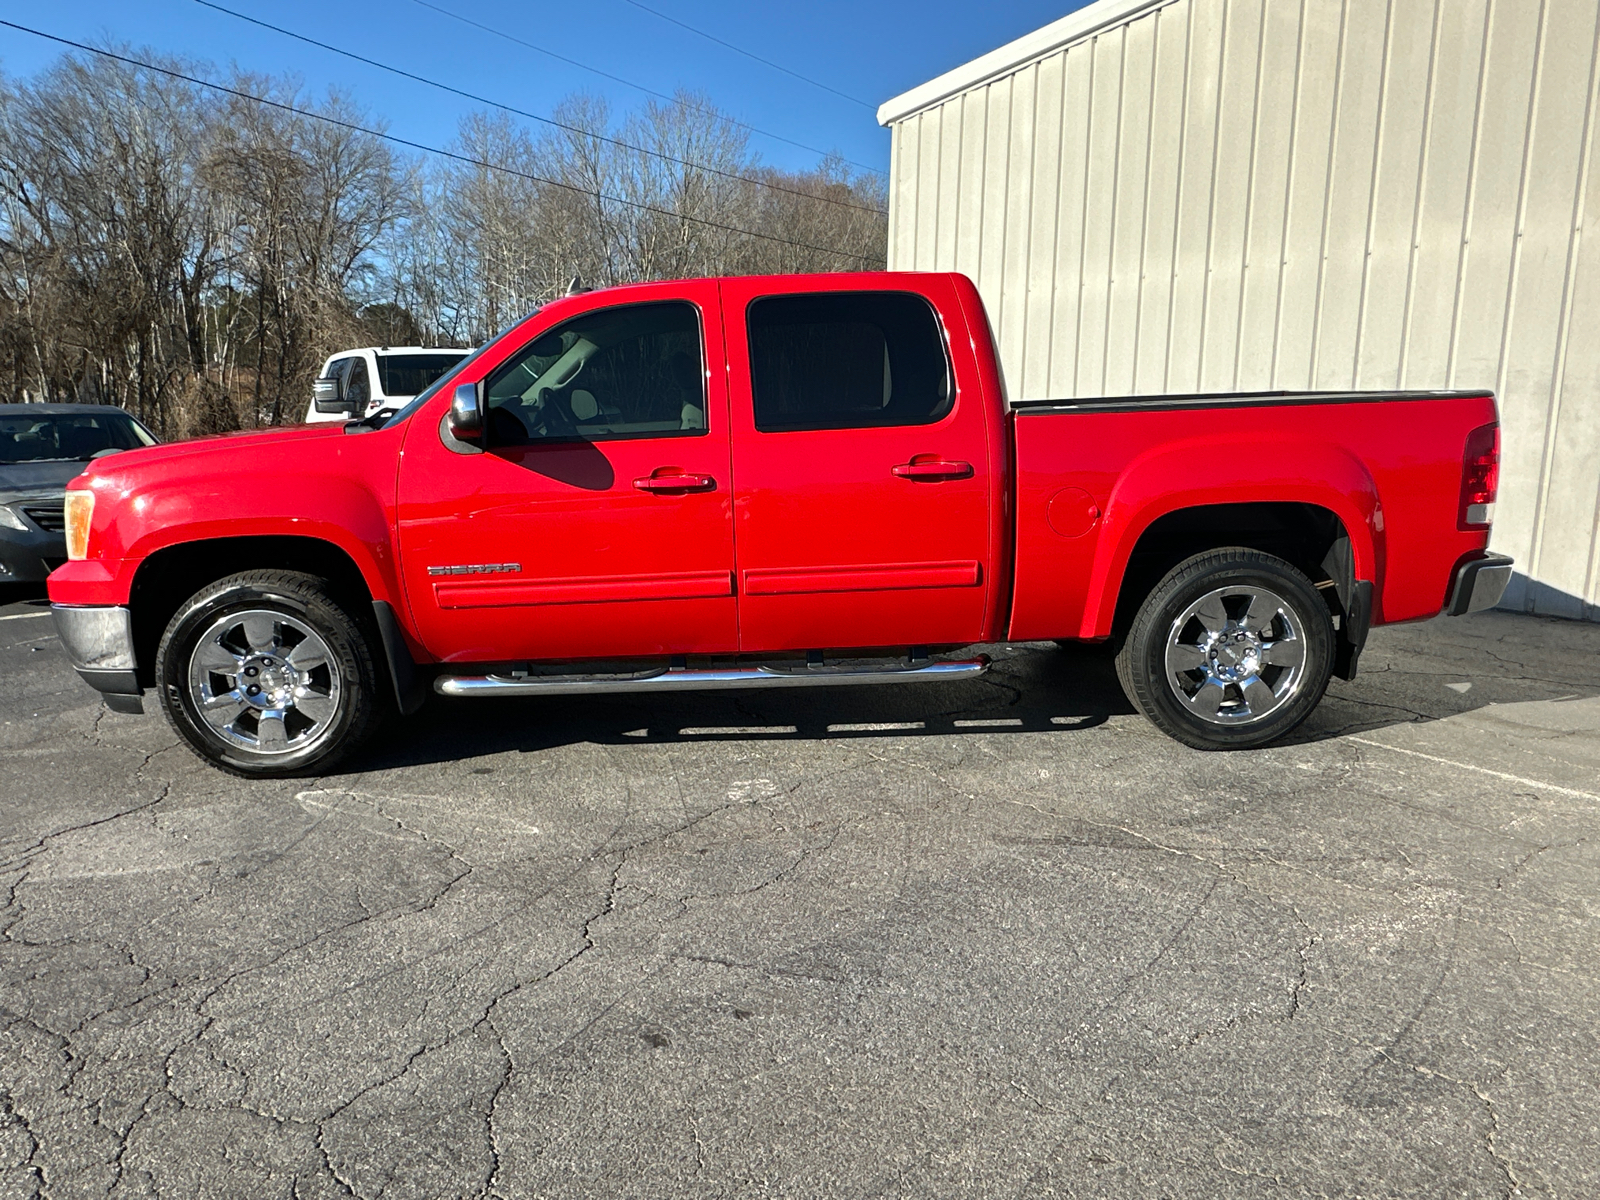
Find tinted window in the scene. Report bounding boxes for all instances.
[345,357,372,408]
[376,352,469,398]
[0,410,157,463]
[748,292,952,433]
[485,302,705,444]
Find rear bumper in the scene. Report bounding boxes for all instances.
[50,604,145,714]
[1447,552,1514,617]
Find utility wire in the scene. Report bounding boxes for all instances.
[0,21,882,266]
[195,0,885,217]
[409,0,885,177]
[617,0,876,110]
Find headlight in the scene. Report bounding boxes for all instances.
[0,506,27,531]
[64,490,94,560]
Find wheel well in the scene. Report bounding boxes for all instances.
[1112,502,1355,637]
[128,536,376,688]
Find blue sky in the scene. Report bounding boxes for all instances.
[0,1,1091,179]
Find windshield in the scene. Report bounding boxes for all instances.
[375,351,470,398]
[0,410,157,463]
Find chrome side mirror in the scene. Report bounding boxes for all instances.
[312,375,353,415]
[448,382,483,440]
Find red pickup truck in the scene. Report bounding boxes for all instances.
[48,272,1511,776]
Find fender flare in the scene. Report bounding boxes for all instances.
[1079,435,1383,639]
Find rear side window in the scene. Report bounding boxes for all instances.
[484,301,705,444]
[747,292,952,432]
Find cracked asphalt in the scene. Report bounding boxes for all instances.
[2,584,1599,1199]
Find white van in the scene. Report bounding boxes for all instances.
[306,347,473,423]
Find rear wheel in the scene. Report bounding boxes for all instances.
[156,570,383,777]
[1116,548,1333,750]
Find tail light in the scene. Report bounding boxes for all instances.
[64,490,94,560]
[1458,423,1499,530]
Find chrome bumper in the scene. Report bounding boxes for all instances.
[1447,553,1514,617]
[50,604,145,714]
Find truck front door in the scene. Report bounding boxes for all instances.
[396,286,736,663]
[722,280,996,652]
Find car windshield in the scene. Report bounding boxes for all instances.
[375,352,470,398]
[0,410,157,464]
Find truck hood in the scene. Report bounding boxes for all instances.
[71,422,350,490]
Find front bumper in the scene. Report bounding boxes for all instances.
[1447,552,1514,617]
[50,604,145,714]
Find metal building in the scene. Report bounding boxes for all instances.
[879,0,1600,621]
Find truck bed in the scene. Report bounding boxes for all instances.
[1006,389,1499,643]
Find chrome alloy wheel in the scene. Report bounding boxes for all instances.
[1163,585,1307,725]
[186,609,342,754]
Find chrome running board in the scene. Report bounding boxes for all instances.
[434,656,990,698]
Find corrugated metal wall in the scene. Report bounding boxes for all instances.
[886,0,1600,620]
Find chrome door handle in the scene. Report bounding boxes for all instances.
[891,459,974,481]
[633,472,716,493]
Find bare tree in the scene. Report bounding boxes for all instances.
[0,47,886,434]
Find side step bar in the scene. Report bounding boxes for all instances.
[435,656,990,698]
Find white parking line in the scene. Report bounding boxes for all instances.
[828,721,925,732]
[1348,735,1600,803]
[680,726,798,736]
[0,611,50,622]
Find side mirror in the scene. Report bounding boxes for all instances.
[448,382,483,441]
[312,375,355,415]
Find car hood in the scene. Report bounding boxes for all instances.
[0,459,90,500]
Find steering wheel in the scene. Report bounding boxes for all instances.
[523,386,578,439]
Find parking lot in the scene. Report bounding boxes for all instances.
[1,587,1596,1199]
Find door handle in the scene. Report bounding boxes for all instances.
[891,458,974,481]
[633,471,716,493]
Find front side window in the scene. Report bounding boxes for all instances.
[345,357,372,409]
[747,291,952,433]
[484,301,706,444]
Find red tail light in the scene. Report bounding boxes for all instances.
[1458,423,1499,530]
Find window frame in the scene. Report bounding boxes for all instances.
[744,289,957,435]
[481,299,711,448]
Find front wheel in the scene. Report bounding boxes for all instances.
[156,570,384,777]
[1115,548,1334,750]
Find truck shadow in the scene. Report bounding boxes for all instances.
[355,615,1600,770]
[361,641,1133,769]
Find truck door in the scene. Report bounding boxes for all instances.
[722,279,995,652]
[396,286,737,663]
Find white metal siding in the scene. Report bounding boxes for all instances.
[887,0,1600,620]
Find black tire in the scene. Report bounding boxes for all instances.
[156,570,384,777]
[1115,548,1333,750]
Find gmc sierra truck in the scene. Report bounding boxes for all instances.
[47,272,1511,776]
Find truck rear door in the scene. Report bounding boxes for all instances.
[721,277,995,652]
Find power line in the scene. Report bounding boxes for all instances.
[0,20,883,266]
[194,0,885,217]
[617,0,876,111]
[409,0,885,177]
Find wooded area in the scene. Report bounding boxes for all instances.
[0,48,887,437]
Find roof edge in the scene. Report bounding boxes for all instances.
[877,0,1174,127]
